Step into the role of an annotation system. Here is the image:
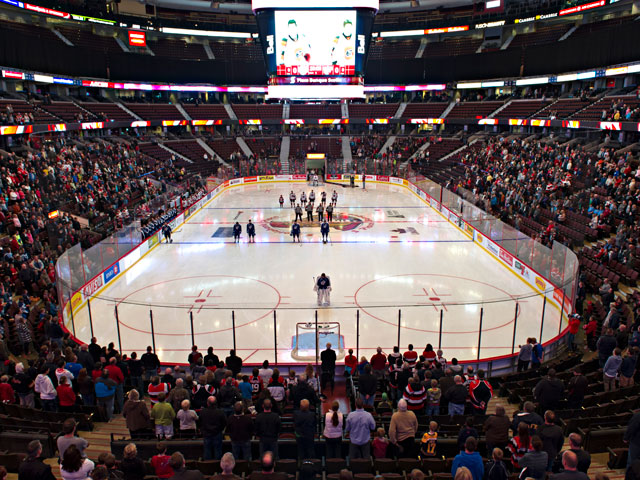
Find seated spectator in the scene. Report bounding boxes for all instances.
[60,444,94,480]
[451,437,484,480]
[250,451,287,480]
[551,451,589,480]
[373,427,389,459]
[151,442,174,479]
[213,452,241,480]
[18,440,56,480]
[120,443,146,480]
[169,451,205,480]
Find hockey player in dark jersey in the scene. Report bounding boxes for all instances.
[162,223,172,243]
[315,273,331,306]
[279,195,284,208]
[246,219,256,243]
[320,219,330,244]
[291,220,301,243]
[233,222,242,243]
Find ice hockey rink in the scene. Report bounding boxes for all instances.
[70,181,562,366]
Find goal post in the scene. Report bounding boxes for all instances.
[292,321,344,361]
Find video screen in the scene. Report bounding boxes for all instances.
[274,10,357,76]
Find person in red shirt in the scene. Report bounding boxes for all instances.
[370,347,387,379]
[151,442,174,479]
[422,344,437,365]
[0,375,15,403]
[583,317,598,351]
[567,314,581,352]
[403,344,418,369]
[104,357,124,413]
[344,349,357,376]
[57,376,76,412]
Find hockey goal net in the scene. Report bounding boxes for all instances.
[292,321,344,361]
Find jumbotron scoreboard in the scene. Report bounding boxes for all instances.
[252,0,378,99]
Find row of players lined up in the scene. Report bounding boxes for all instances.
[279,189,339,208]
[231,218,332,244]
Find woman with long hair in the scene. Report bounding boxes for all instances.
[507,422,534,469]
[323,401,344,458]
[60,445,94,480]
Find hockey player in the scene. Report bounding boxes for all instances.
[305,202,314,222]
[320,219,330,244]
[289,191,296,208]
[326,203,334,222]
[314,273,331,306]
[331,190,338,206]
[331,19,355,66]
[309,190,316,205]
[312,173,319,186]
[362,174,366,190]
[162,223,172,243]
[316,203,324,221]
[279,19,311,66]
[233,222,242,243]
[246,219,256,243]
[300,191,307,207]
[321,191,327,205]
[294,204,303,222]
[291,220,301,243]
[279,195,284,208]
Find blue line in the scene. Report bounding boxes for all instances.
[204,206,428,210]
[170,239,473,245]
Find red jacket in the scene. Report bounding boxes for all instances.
[105,364,124,385]
[57,384,76,407]
[370,353,387,370]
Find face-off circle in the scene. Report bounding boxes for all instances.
[115,275,281,335]
[354,273,520,334]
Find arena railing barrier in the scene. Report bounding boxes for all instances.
[55,173,577,375]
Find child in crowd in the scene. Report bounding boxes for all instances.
[150,442,174,479]
[372,427,389,459]
[420,421,438,458]
[426,379,441,416]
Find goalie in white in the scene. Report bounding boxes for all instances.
[314,273,331,306]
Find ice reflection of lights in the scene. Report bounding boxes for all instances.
[180,243,225,254]
[465,304,479,313]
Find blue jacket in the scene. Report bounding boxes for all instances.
[451,451,484,480]
[95,378,116,399]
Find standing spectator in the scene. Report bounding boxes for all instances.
[597,328,617,367]
[258,361,273,385]
[468,370,492,413]
[0,375,15,404]
[484,404,511,454]
[77,369,95,406]
[168,452,205,480]
[370,347,387,379]
[167,378,190,412]
[201,396,228,460]
[151,442,174,479]
[228,401,253,460]
[105,357,124,413]
[403,377,427,412]
[345,397,376,459]
[620,348,639,387]
[95,370,116,421]
[141,346,160,381]
[150,393,176,440]
[358,365,377,407]
[403,344,418,369]
[531,339,544,369]
[457,418,479,451]
[444,375,467,417]
[13,362,34,408]
[225,350,243,376]
[533,369,564,412]
[567,368,588,409]
[323,401,344,459]
[426,379,441,416]
[517,339,533,372]
[567,316,581,352]
[123,389,151,438]
[188,346,202,367]
[603,348,622,391]
[519,436,548,480]
[18,440,56,480]
[484,448,509,480]
[60,445,94,480]
[507,422,533,469]
[35,365,57,412]
[256,398,281,458]
[120,443,146,480]
[451,437,484,480]
[538,411,564,471]
[294,399,316,459]
[625,411,640,468]
[321,343,337,394]
[389,399,418,458]
[177,399,198,437]
[550,451,589,480]
[128,352,143,394]
[553,433,591,474]
[57,419,88,461]
[148,376,170,405]
[56,376,76,412]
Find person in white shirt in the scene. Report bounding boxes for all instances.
[258,360,274,386]
[35,366,57,411]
